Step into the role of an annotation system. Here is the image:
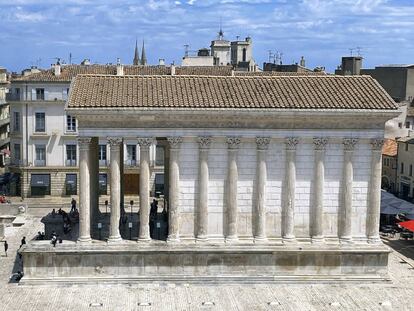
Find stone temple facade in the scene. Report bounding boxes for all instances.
[20,74,399,283]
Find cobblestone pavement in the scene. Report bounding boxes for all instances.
[1,215,413,311]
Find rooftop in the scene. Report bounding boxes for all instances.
[68,74,398,110]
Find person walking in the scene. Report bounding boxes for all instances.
[20,237,26,248]
[4,241,8,257]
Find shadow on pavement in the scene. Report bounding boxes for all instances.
[382,237,414,261]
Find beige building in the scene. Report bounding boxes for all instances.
[396,137,414,200]
[0,67,10,170]
[381,139,398,193]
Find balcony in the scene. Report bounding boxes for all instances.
[0,117,10,127]
[124,159,137,167]
[0,137,10,148]
[99,159,107,167]
[6,93,21,101]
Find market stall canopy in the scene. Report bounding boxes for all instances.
[381,190,414,219]
[398,220,414,232]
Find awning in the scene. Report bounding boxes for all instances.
[31,174,50,187]
[65,174,77,185]
[99,174,107,185]
[398,220,414,232]
[381,190,414,215]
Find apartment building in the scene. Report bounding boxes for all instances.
[0,67,10,171]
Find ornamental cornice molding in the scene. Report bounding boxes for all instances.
[313,137,328,150]
[256,137,270,150]
[343,138,359,151]
[227,137,241,149]
[77,136,92,147]
[137,137,154,149]
[285,137,299,150]
[167,137,183,149]
[198,136,211,149]
[371,138,385,150]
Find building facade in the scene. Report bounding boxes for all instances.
[20,74,398,283]
[0,67,10,171]
[396,137,414,200]
[381,139,398,193]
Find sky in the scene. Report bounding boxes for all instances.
[0,0,413,73]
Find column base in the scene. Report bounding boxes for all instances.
[282,236,296,244]
[77,236,92,243]
[367,236,382,244]
[311,236,325,244]
[107,236,123,243]
[340,237,353,244]
[195,236,209,243]
[225,236,239,243]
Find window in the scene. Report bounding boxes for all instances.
[65,174,77,195]
[401,162,404,174]
[99,144,107,166]
[126,145,136,166]
[14,144,21,164]
[35,112,45,132]
[35,145,46,166]
[406,122,411,129]
[66,144,77,166]
[31,174,50,196]
[66,115,76,132]
[35,88,45,100]
[155,145,164,166]
[13,111,20,132]
[398,122,403,128]
[410,165,413,177]
[242,48,246,62]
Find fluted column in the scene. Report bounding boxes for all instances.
[78,137,92,243]
[226,137,241,242]
[137,137,154,242]
[312,137,328,243]
[367,138,384,244]
[254,137,270,242]
[108,137,123,242]
[283,137,299,242]
[196,136,211,241]
[89,138,100,230]
[340,138,358,243]
[167,137,182,242]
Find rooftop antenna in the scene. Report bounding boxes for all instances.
[69,53,72,65]
[349,48,354,56]
[356,46,363,57]
[184,44,190,57]
[236,35,240,41]
[268,50,273,63]
[218,17,224,40]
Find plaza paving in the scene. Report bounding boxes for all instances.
[0,211,413,311]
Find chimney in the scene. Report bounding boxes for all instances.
[171,64,176,76]
[116,58,124,76]
[159,59,165,66]
[300,56,305,67]
[53,61,61,76]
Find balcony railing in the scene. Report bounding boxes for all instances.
[6,94,21,101]
[124,159,137,167]
[99,159,107,167]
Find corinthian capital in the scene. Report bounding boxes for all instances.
[370,138,384,150]
[256,137,270,150]
[285,137,299,150]
[107,137,123,146]
[198,136,211,149]
[313,137,328,150]
[343,138,358,151]
[227,137,241,149]
[167,137,183,149]
[137,137,154,149]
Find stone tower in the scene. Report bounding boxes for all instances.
[133,39,140,66]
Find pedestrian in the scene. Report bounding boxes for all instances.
[70,198,76,214]
[20,237,26,248]
[4,241,8,257]
[51,231,57,247]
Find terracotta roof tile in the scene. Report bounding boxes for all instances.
[67,74,398,110]
[382,139,398,156]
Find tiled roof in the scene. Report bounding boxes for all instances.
[11,65,237,82]
[67,74,398,110]
[234,71,327,76]
[382,139,398,156]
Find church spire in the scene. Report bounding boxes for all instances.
[141,40,147,66]
[133,39,140,65]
